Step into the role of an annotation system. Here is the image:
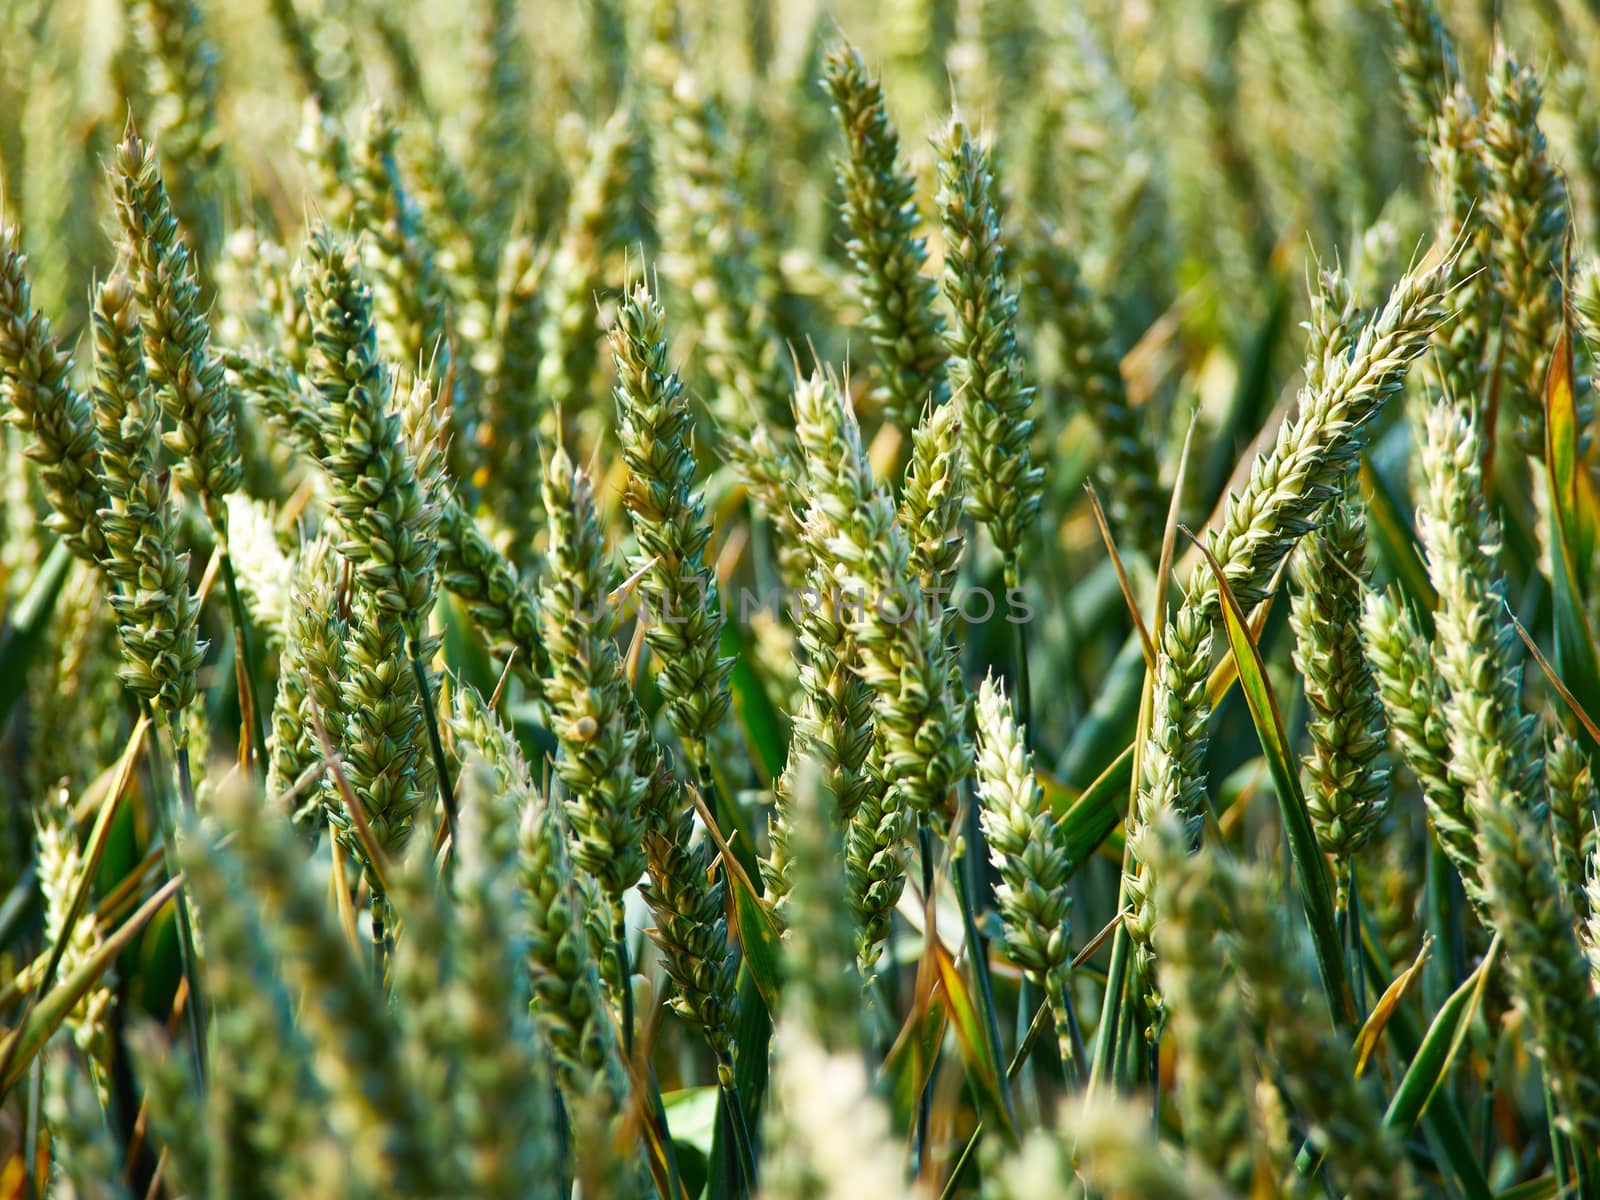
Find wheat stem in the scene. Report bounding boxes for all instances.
[217,542,268,779]
[720,1067,759,1192]
[913,816,937,1173]
[408,637,457,845]
[151,721,207,1084]
[613,912,634,1059]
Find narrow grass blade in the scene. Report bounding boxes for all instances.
[939,991,1064,1199]
[1056,745,1132,867]
[1056,582,1283,879]
[1494,1178,1559,1200]
[0,717,149,1094]
[1,874,184,1094]
[1084,482,1155,666]
[704,765,764,891]
[884,982,948,1127]
[1202,585,1280,708]
[1154,407,1199,635]
[1188,528,1356,1030]
[1058,411,1198,787]
[635,1070,689,1200]
[1510,610,1600,746]
[1383,936,1498,1137]
[1361,923,1495,1200]
[690,788,782,1015]
[1088,660,1153,1099]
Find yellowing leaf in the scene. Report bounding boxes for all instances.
[931,937,1017,1139]
[1354,936,1431,1076]
[1542,321,1600,745]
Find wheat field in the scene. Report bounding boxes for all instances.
[2,0,1600,1196]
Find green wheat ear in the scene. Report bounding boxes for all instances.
[975,675,1076,1072]
[935,113,1042,581]
[265,0,348,112]
[775,756,862,1045]
[1127,263,1442,1019]
[763,383,899,955]
[125,1022,209,1196]
[993,1091,1235,1200]
[302,226,440,639]
[332,591,436,865]
[639,763,742,1078]
[611,282,733,759]
[1362,585,1480,901]
[823,42,948,429]
[265,535,349,833]
[90,271,207,726]
[463,0,534,254]
[110,122,243,517]
[1482,49,1568,455]
[1417,400,1600,1138]
[1383,0,1458,144]
[174,800,323,1194]
[350,101,453,395]
[1423,83,1494,416]
[129,0,226,257]
[762,1021,905,1200]
[537,446,648,909]
[1289,487,1389,866]
[898,398,965,639]
[452,696,624,1117]
[1547,732,1598,917]
[204,779,449,1195]
[23,1,1600,1189]
[1139,815,1257,1191]
[45,1045,132,1200]
[0,225,109,567]
[35,785,112,1081]
[791,369,970,828]
[537,108,637,429]
[1024,224,1161,550]
[450,757,562,1197]
[1414,402,1535,805]
[647,52,791,434]
[516,782,632,1109]
[477,234,547,544]
[1225,855,1413,1196]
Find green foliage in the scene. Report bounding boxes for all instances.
[8,2,1600,1195]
